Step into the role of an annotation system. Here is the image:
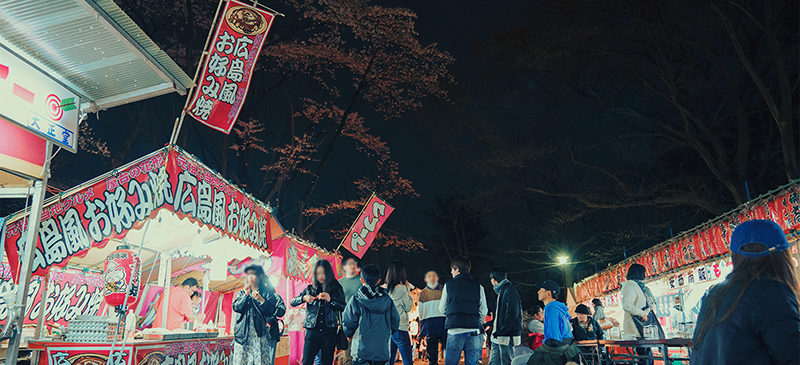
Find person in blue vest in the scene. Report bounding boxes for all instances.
[691,220,799,365]
[438,256,488,365]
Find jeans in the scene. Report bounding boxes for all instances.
[444,332,482,365]
[390,330,413,365]
[426,334,447,365]
[489,342,514,365]
[303,327,336,365]
[265,339,278,365]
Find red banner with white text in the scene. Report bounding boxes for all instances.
[0,265,106,326]
[186,0,276,133]
[3,147,272,282]
[575,182,800,301]
[341,194,394,258]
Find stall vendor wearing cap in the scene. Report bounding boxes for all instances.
[569,304,603,341]
[154,277,203,330]
[692,220,800,365]
[511,280,580,365]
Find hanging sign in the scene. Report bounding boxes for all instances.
[3,147,272,282]
[0,45,80,152]
[274,236,340,283]
[187,0,276,133]
[341,194,394,258]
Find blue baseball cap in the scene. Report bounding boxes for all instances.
[730,220,790,257]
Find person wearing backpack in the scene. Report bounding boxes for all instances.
[342,264,401,365]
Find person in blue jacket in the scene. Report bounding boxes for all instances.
[342,264,400,365]
[511,280,580,365]
[692,219,799,365]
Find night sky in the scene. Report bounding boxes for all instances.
[2,0,797,304]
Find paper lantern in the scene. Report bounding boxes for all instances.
[103,245,142,308]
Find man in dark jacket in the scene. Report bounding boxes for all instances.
[342,264,400,365]
[570,304,603,341]
[489,268,522,365]
[439,256,488,365]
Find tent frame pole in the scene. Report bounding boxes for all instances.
[4,141,52,365]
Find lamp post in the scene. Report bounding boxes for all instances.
[557,255,570,296]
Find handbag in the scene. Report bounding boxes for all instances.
[335,312,349,351]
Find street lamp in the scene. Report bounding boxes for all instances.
[556,254,570,297]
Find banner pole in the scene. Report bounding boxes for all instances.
[168,0,227,146]
[335,192,375,253]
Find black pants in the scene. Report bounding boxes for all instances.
[634,346,653,365]
[426,334,446,365]
[303,326,336,365]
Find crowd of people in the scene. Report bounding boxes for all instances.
[225,219,799,365]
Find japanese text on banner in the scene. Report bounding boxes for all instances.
[187,0,276,133]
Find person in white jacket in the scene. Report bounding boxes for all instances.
[621,263,663,365]
[385,261,415,365]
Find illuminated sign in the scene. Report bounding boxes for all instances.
[0,45,80,152]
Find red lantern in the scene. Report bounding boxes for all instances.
[103,245,142,307]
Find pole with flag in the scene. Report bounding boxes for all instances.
[169,0,282,144]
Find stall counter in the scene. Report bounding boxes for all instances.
[29,335,290,365]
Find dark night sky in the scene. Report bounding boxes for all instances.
[2,0,796,302]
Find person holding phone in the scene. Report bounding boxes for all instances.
[233,265,286,365]
[291,260,346,365]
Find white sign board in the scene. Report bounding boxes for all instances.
[0,46,80,152]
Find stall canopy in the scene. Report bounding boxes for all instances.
[0,0,194,186]
[2,145,283,283]
[575,180,800,302]
[0,0,194,113]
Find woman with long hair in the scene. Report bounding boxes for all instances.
[290,259,346,365]
[621,262,664,365]
[691,220,799,364]
[385,261,414,365]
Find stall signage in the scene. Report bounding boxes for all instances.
[47,346,132,365]
[134,338,233,364]
[0,45,80,152]
[576,183,800,301]
[341,194,394,258]
[3,147,272,282]
[187,0,276,133]
[0,266,106,326]
[277,236,340,283]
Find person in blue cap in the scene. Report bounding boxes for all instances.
[691,219,799,365]
[511,280,579,365]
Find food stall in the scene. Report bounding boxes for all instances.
[573,181,800,362]
[2,146,340,364]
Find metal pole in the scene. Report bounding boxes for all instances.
[5,142,52,365]
[168,0,226,145]
[29,274,50,365]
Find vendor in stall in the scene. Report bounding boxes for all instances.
[154,278,204,330]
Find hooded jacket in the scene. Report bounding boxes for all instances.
[691,277,800,365]
[542,300,573,343]
[492,279,522,338]
[290,282,346,329]
[342,285,400,361]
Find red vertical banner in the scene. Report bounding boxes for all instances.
[341,194,394,258]
[187,0,276,133]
